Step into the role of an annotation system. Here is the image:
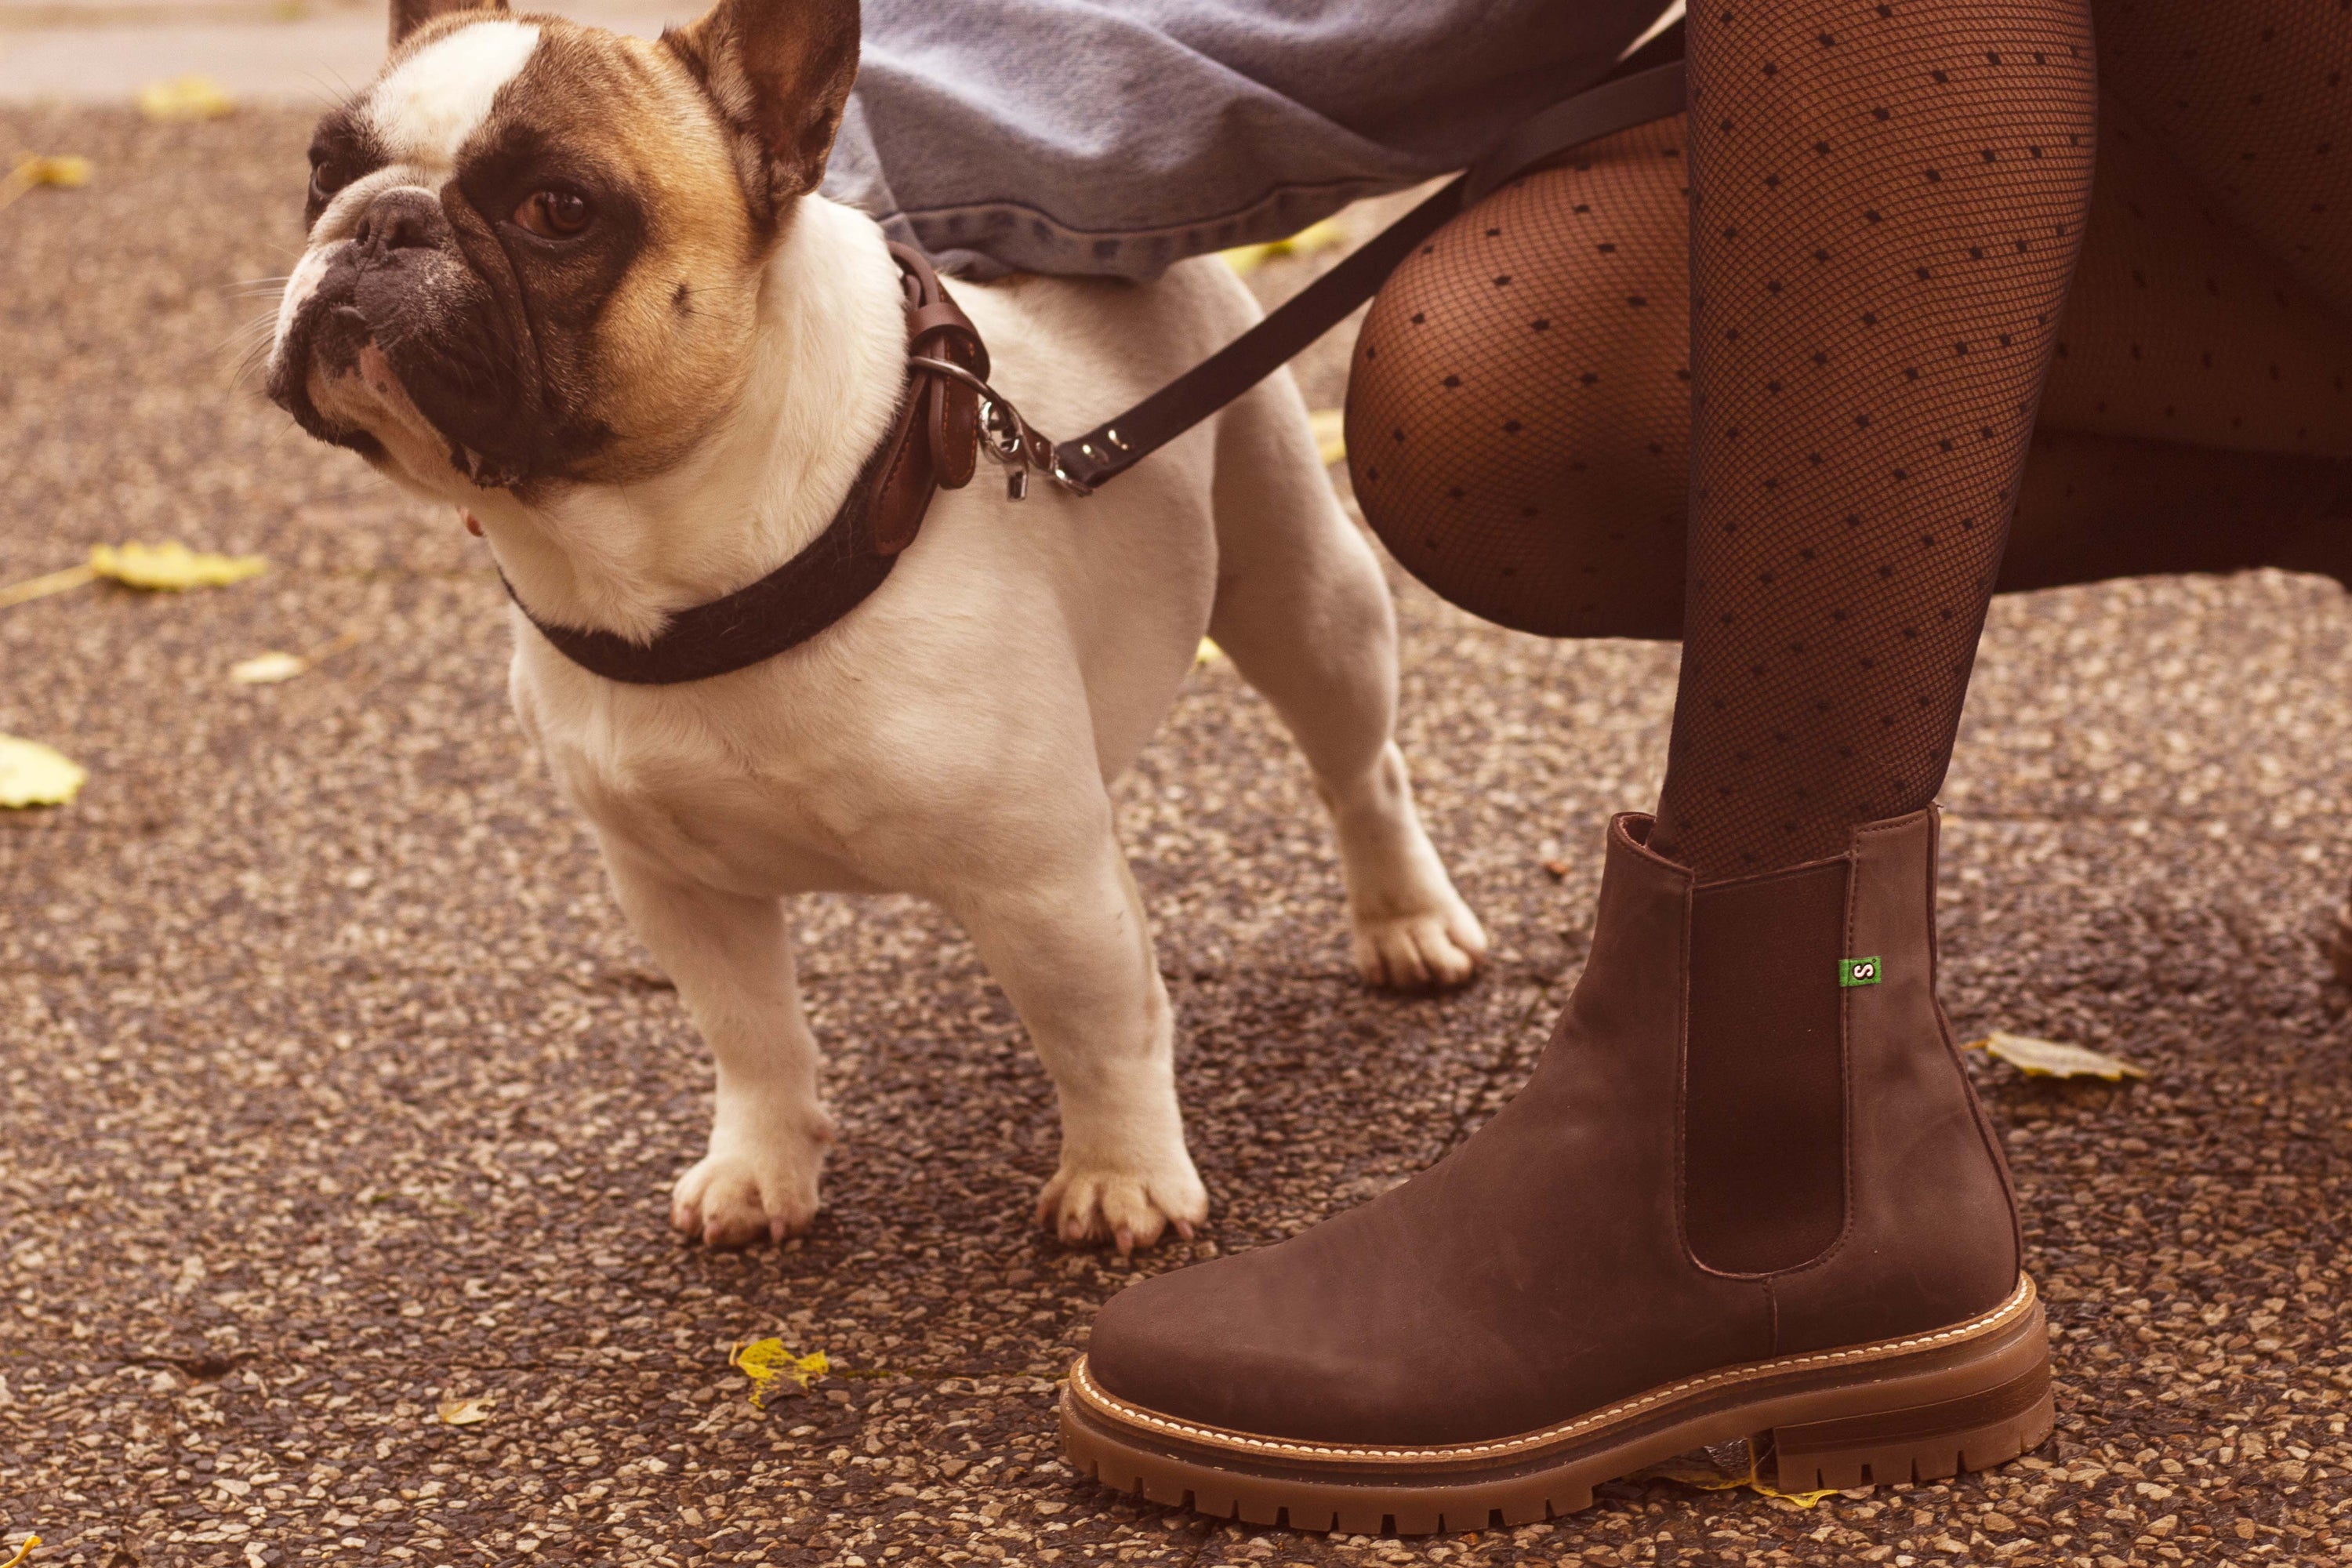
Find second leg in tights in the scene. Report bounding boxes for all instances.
[1066,0,2103,1528]
[1345,11,2352,636]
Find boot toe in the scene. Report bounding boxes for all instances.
[1087,1254,1301,1433]
[1085,1202,1514,1444]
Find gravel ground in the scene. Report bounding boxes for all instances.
[3,107,2350,1568]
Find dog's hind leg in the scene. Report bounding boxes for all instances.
[604,852,834,1249]
[942,802,1208,1253]
[1206,371,1488,990]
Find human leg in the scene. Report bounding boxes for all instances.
[2095,0,2352,321]
[1067,1,2096,1525]
[1655,1,2097,877]
[1347,56,2352,636]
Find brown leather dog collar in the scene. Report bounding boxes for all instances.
[506,241,987,685]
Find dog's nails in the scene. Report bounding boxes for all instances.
[769,1216,788,1244]
[1114,1225,1136,1256]
[1174,1219,1196,1242]
[460,510,483,537]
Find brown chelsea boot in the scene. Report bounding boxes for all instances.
[1060,808,2052,1534]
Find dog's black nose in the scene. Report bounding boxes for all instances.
[351,187,448,255]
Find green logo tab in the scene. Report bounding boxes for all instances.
[1838,956,1882,989]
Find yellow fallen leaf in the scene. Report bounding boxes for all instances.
[0,153,93,214]
[136,75,236,122]
[436,1396,493,1426]
[1194,637,1225,666]
[1220,217,1350,275]
[18,155,89,188]
[2,1534,39,1568]
[1967,1030,2144,1081]
[230,652,308,684]
[0,736,86,809]
[89,542,267,592]
[233,631,358,685]
[1308,408,1346,466]
[1629,1445,1839,1508]
[730,1338,828,1408]
[0,564,97,610]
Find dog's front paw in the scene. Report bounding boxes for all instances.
[671,1106,834,1248]
[1036,1142,1209,1255]
[1352,891,1489,992]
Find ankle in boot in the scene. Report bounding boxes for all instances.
[1061,808,2051,1534]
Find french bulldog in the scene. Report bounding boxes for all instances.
[267,0,1487,1250]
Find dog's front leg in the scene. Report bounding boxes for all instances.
[947,826,1208,1253]
[604,854,833,1247]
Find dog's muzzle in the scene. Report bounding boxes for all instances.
[270,187,549,488]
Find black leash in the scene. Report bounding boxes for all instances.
[1041,38,1687,495]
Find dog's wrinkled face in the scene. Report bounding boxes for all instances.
[269,0,857,496]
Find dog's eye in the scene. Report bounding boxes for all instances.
[308,151,350,205]
[515,190,593,238]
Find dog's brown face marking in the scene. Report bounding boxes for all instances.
[270,0,857,495]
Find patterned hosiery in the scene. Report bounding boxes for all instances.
[1349,3,2352,873]
[1657,0,2099,877]
[2096,2,2352,321]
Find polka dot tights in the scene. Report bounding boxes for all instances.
[1352,2,2352,880]
[1671,0,2096,876]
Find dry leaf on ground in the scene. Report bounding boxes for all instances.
[136,76,236,122]
[1628,1443,1839,1509]
[729,1339,829,1408]
[436,1396,493,1426]
[230,632,358,685]
[0,736,87,809]
[0,564,97,611]
[230,652,308,685]
[1220,216,1350,276]
[90,541,267,591]
[0,154,91,213]
[1967,1030,2145,1081]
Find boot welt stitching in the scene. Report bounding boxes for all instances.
[1069,1275,2035,1464]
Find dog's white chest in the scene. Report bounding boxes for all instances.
[517,666,887,897]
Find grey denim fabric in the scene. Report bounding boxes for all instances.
[819,0,1673,280]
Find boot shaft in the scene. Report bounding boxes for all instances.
[1574,808,2020,1354]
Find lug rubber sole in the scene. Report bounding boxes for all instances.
[1061,1276,2053,1535]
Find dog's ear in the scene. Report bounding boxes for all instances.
[665,0,859,213]
[389,0,509,49]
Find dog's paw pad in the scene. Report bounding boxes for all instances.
[1036,1156,1209,1254]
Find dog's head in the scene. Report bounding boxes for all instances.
[267,0,857,497]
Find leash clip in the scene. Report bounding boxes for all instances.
[908,354,1091,500]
